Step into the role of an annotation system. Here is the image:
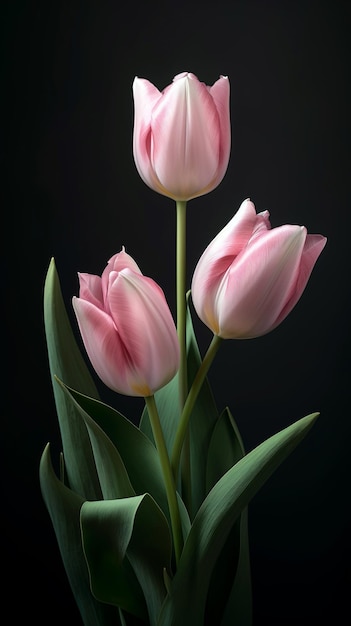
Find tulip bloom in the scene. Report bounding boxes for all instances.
[132,71,230,201]
[191,199,327,339]
[72,248,179,396]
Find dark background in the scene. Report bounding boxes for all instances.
[3,1,350,624]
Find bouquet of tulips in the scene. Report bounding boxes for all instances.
[40,72,326,626]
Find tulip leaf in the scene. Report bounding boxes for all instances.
[44,257,101,500]
[205,407,252,625]
[56,377,135,500]
[219,508,252,626]
[39,443,121,626]
[206,407,245,491]
[81,494,172,626]
[56,382,191,540]
[158,411,319,626]
[140,296,218,516]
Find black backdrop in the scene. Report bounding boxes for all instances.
[3,1,350,624]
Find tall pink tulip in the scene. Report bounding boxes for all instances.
[191,199,327,339]
[132,71,230,201]
[72,248,179,396]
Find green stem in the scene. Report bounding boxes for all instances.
[171,334,222,482]
[176,200,191,512]
[176,200,188,409]
[145,395,183,567]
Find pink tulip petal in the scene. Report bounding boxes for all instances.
[250,210,271,241]
[272,233,327,329]
[132,77,162,190]
[209,76,231,181]
[107,269,179,393]
[191,197,326,339]
[107,248,142,274]
[101,247,142,306]
[78,273,103,308]
[150,73,220,199]
[132,72,231,200]
[218,225,307,338]
[191,199,260,330]
[72,296,133,395]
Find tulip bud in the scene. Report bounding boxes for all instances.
[191,199,327,339]
[132,71,230,201]
[72,248,180,396]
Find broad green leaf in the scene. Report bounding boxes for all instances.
[56,377,135,500]
[140,297,218,517]
[220,508,252,626]
[44,257,101,500]
[158,412,319,626]
[81,494,172,626]
[39,443,120,626]
[57,382,191,541]
[206,407,245,492]
[205,407,252,625]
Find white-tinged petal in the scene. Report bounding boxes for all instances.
[191,199,259,331]
[107,269,179,393]
[150,73,220,199]
[218,225,307,338]
[72,296,133,395]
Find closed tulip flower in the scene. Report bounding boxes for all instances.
[191,199,327,339]
[132,71,230,201]
[72,248,180,396]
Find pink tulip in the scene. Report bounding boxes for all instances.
[72,248,180,396]
[191,199,327,339]
[132,71,230,201]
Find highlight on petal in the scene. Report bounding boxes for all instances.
[151,73,220,199]
[191,199,258,325]
[209,75,231,179]
[218,226,307,338]
[132,77,162,189]
[272,233,327,330]
[107,269,179,392]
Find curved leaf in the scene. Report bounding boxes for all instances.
[81,495,172,626]
[205,407,252,625]
[56,377,135,500]
[206,407,245,492]
[158,412,319,626]
[56,382,191,540]
[44,257,101,500]
[39,443,120,626]
[219,508,252,626]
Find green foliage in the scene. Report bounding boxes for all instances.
[81,495,172,625]
[39,444,121,626]
[158,411,318,625]
[41,259,319,626]
[43,258,101,500]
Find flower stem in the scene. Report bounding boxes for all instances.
[176,200,188,409]
[176,200,191,512]
[171,334,222,482]
[145,395,183,567]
